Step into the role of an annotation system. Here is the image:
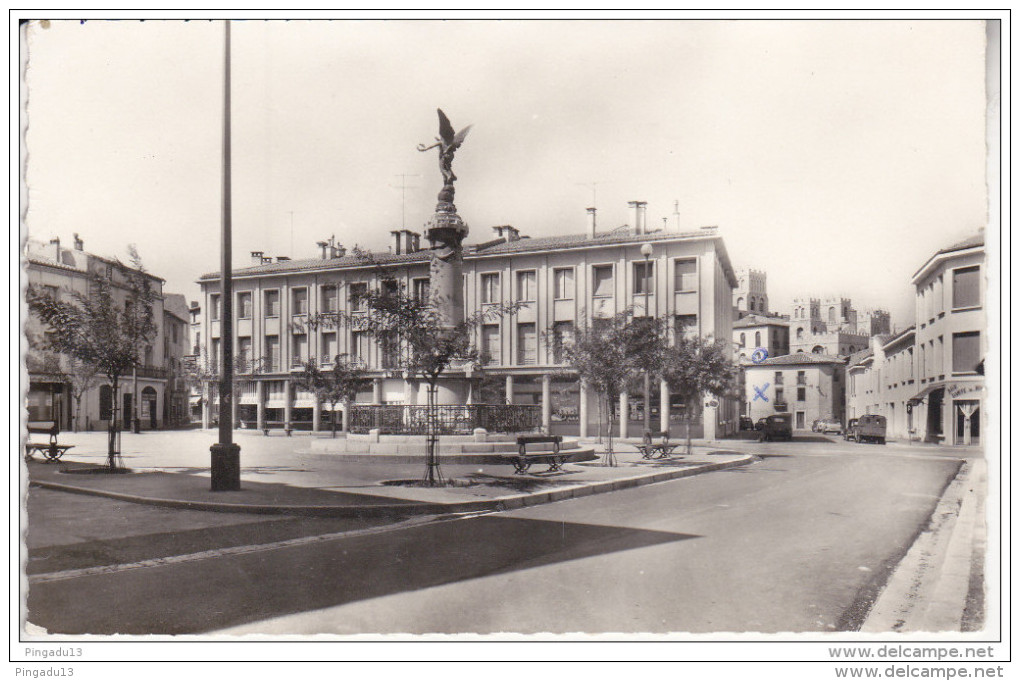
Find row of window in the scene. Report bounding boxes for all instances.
[480,260,698,304]
[737,329,785,348]
[209,313,701,372]
[918,265,981,324]
[209,280,433,322]
[209,260,702,321]
[851,331,981,396]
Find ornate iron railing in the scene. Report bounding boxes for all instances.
[349,404,541,435]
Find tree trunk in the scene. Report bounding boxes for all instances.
[685,407,693,456]
[603,393,616,467]
[108,376,120,469]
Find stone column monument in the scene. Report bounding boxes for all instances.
[418,108,472,404]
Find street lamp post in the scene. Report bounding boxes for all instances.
[640,242,654,434]
[210,20,241,491]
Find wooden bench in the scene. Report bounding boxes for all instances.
[262,422,293,437]
[637,430,678,460]
[25,421,74,462]
[513,435,565,474]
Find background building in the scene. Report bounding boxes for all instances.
[847,327,915,437]
[733,313,790,363]
[843,232,984,445]
[733,268,768,317]
[744,353,846,431]
[787,295,883,356]
[197,210,740,439]
[25,235,185,430]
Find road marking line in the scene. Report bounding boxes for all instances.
[28,512,478,585]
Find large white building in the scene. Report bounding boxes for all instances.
[197,214,740,439]
[846,233,985,445]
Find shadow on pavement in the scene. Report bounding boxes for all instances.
[27,515,701,635]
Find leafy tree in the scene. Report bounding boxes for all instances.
[26,247,158,469]
[65,356,100,432]
[660,333,738,454]
[309,258,521,485]
[182,348,265,428]
[294,354,369,437]
[554,311,667,465]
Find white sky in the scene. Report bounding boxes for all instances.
[22,19,990,327]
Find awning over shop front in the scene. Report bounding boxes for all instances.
[908,379,984,405]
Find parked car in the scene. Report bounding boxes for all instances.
[760,413,793,442]
[739,416,754,431]
[850,414,887,444]
[811,419,821,432]
[844,418,858,441]
[817,418,843,435]
[754,417,768,431]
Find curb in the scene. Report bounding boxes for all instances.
[859,457,980,632]
[29,453,757,518]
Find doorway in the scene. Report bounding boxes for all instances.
[954,400,980,445]
[142,386,158,429]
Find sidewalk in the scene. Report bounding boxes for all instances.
[25,430,756,518]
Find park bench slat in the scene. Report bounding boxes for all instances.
[513,435,564,474]
[25,421,73,462]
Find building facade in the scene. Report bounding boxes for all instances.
[744,353,846,431]
[787,295,887,356]
[843,233,985,446]
[733,313,790,363]
[25,235,183,431]
[197,222,740,439]
[847,327,916,438]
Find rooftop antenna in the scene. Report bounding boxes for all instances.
[391,173,422,230]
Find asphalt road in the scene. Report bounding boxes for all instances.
[25,440,965,635]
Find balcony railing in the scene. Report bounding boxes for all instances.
[349,404,541,435]
[773,402,788,412]
[134,365,168,380]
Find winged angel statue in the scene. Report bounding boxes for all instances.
[417,109,472,187]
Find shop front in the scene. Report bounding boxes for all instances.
[910,380,984,446]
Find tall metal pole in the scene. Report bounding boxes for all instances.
[643,252,651,433]
[211,20,241,491]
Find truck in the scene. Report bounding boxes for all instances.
[850,414,887,444]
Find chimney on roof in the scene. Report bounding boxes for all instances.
[390,230,402,255]
[251,250,265,265]
[700,225,717,232]
[49,237,60,261]
[404,230,421,253]
[73,233,84,251]
[276,256,291,263]
[492,225,521,242]
[317,241,329,259]
[628,201,647,235]
[586,207,597,238]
